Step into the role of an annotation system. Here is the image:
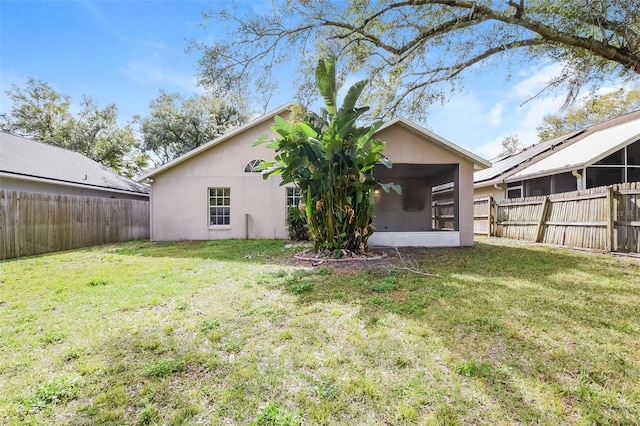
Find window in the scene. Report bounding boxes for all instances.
[507,182,523,199]
[586,167,624,188]
[244,159,264,173]
[526,176,551,197]
[286,187,302,208]
[627,140,640,165]
[209,188,230,226]
[552,172,577,193]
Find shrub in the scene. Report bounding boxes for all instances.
[286,205,309,241]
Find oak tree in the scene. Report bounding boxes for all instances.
[499,134,522,156]
[537,88,640,141]
[195,0,640,118]
[137,91,247,166]
[0,78,146,178]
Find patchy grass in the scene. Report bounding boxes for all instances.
[1,238,639,424]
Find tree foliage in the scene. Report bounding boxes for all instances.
[537,88,640,141]
[137,91,247,166]
[0,77,146,178]
[195,0,640,118]
[257,57,400,255]
[499,134,522,156]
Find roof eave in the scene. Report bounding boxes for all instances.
[138,102,296,181]
[378,117,491,169]
[505,165,577,183]
[0,171,150,197]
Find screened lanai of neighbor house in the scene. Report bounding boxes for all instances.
[506,114,640,196]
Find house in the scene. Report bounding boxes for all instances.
[474,110,640,199]
[138,104,490,247]
[0,132,149,200]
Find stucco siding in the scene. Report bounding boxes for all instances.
[376,126,470,164]
[149,117,289,241]
[375,124,476,246]
[474,185,506,201]
[147,112,485,247]
[458,161,475,246]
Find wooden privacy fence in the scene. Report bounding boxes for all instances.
[432,199,455,230]
[0,190,150,260]
[474,182,640,253]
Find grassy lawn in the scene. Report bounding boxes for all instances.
[1,238,639,425]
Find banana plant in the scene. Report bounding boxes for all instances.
[256,56,400,255]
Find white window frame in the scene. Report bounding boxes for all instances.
[208,187,231,228]
[507,182,523,199]
[286,187,303,210]
[244,159,264,174]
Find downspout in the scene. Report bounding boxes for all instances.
[148,178,154,241]
[572,170,582,190]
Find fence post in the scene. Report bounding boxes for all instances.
[535,196,550,243]
[492,197,500,237]
[488,196,493,237]
[606,186,615,252]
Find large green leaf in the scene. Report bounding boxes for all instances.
[339,79,367,114]
[255,55,400,254]
[315,57,337,115]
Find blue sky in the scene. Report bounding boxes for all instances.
[0,0,623,160]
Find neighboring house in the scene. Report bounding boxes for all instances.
[138,104,490,247]
[474,110,640,200]
[0,132,149,200]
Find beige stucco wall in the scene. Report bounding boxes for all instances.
[149,117,289,241]
[375,124,477,246]
[149,117,482,246]
[374,177,433,232]
[474,184,507,201]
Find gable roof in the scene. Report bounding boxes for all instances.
[0,132,149,196]
[378,117,490,170]
[138,103,295,180]
[476,109,640,187]
[139,105,491,181]
[508,111,640,182]
[473,130,582,187]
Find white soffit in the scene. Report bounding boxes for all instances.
[508,118,640,181]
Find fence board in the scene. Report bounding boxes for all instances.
[477,182,640,253]
[473,196,491,236]
[0,190,149,260]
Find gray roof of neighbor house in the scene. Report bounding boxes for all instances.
[0,132,149,196]
[475,109,640,187]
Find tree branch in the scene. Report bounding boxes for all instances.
[410,0,640,73]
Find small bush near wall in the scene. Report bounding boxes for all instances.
[286,206,309,241]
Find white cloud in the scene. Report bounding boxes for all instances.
[510,62,563,98]
[118,57,203,95]
[486,101,504,127]
[471,136,504,160]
